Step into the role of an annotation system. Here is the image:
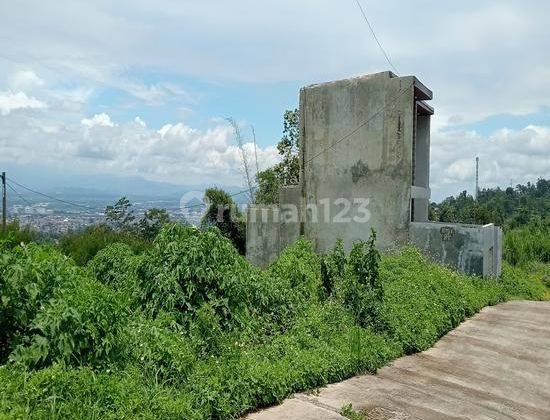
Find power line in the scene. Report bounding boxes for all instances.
[7,178,91,209]
[6,182,34,207]
[353,0,399,75]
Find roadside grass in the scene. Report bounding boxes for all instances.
[0,225,546,419]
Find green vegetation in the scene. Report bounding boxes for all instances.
[0,223,545,419]
[431,179,550,267]
[201,187,246,254]
[431,178,549,228]
[57,197,171,265]
[254,109,300,205]
[58,224,148,266]
[0,220,38,251]
[340,403,367,420]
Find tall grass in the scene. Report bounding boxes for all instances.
[504,225,550,266]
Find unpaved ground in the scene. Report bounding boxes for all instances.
[247,300,550,420]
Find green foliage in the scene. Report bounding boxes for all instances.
[87,242,142,299]
[201,187,246,254]
[254,109,300,204]
[431,179,550,266]
[341,403,367,420]
[58,224,148,266]
[138,207,171,240]
[0,226,547,419]
[504,222,550,266]
[136,223,255,326]
[323,231,384,329]
[321,239,346,297]
[431,178,550,228]
[0,220,37,251]
[10,277,129,369]
[0,244,81,362]
[119,313,197,384]
[105,196,135,231]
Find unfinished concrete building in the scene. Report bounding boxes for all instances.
[247,71,502,278]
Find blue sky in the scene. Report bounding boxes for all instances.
[1,0,549,201]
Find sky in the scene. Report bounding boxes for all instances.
[1,0,549,201]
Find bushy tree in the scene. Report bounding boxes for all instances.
[138,208,170,240]
[201,188,245,254]
[105,197,135,231]
[254,109,300,204]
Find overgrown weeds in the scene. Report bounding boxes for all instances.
[0,225,546,419]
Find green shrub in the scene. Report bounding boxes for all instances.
[137,224,258,326]
[0,244,83,361]
[0,220,37,251]
[498,262,546,300]
[0,231,547,419]
[379,248,501,353]
[10,276,129,369]
[336,231,384,329]
[0,364,199,419]
[119,313,197,384]
[87,243,142,305]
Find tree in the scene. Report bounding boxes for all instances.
[254,109,300,204]
[105,197,135,231]
[201,188,246,254]
[138,208,170,240]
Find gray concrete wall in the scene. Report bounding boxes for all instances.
[300,72,416,253]
[246,205,280,268]
[246,186,302,267]
[409,221,502,277]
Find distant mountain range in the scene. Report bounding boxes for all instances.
[2,162,249,204]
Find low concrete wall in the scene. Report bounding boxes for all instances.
[409,222,502,277]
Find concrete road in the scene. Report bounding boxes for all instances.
[247,301,550,420]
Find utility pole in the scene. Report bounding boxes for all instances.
[1,172,6,234]
[475,157,479,201]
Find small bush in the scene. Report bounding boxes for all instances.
[0,220,37,251]
[119,313,197,384]
[137,224,257,326]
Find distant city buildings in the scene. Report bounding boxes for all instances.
[9,199,194,236]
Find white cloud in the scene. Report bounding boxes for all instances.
[0,100,279,186]
[81,113,116,128]
[0,91,46,115]
[1,1,549,194]
[430,125,550,200]
[9,70,44,90]
[134,116,146,127]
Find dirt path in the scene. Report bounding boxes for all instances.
[247,300,550,420]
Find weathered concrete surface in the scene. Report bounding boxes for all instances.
[247,301,550,420]
[300,72,419,253]
[410,222,503,278]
